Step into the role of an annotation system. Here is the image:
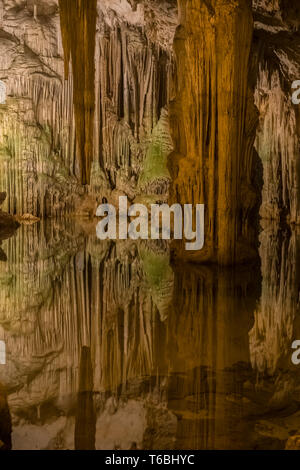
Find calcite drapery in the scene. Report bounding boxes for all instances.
[169,0,259,265]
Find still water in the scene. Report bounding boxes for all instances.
[0,219,300,450]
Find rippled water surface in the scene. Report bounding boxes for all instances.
[0,220,300,450]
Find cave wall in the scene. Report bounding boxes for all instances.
[0,220,176,449]
[167,0,300,263]
[0,0,176,218]
[0,0,299,237]
[95,8,174,201]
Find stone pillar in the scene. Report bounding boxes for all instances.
[169,0,258,265]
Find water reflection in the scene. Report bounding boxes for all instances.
[75,347,96,450]
[0,220,299,450]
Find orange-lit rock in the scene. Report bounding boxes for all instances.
[169,0,259,265]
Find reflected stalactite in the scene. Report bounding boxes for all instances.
[0,387,12,450]
[0,220,86,401]
[164,262,261,449]
[88,240,173,393]
[1,220,300,449]
[59,0,97,185]
[0,224,174,449]
[247,225,300,438]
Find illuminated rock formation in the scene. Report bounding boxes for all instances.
[0,2,83,217]
[94,4,175,203]
[0,0,176,217]
[253,1,300,224]
[0,193,19,257]
[0,0,300,451]
[0,221,175,449]
[169,0,259,265]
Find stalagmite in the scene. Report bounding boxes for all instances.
[169,0,259,265]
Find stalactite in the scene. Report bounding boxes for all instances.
[165,262,260,449]
[169,0,259,265]
[0,15,81,217]
[59,0,97,185]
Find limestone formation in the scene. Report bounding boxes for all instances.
[0,0,176,218]
[59,0,97,185]
[169,0,259,265]
[0,192,19,261]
